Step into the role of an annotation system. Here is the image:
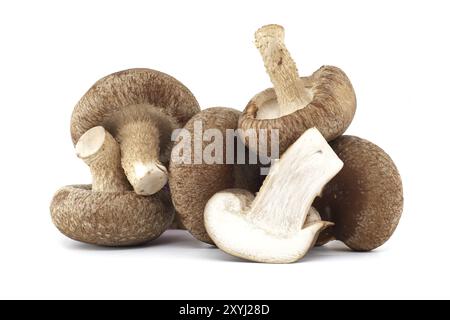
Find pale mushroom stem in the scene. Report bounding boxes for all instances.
[255,24,311,116]
[75,126,131,192]
[117,121,168,196]
[247,128,343,237]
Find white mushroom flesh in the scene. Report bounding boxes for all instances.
[205,128,343,263]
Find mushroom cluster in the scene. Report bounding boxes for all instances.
[50,24,403,262]
[207,24,401,262]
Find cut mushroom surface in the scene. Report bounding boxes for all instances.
[205,128,343,263]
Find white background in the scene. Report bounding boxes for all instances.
[0,0,449,300]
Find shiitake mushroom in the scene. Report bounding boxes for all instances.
[314,135,403,251]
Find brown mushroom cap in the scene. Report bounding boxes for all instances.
[239,66,356,156]
[314,136,403,251]
[169,107,264,244]
[71,69,200,195]
[71,68,199,143]
[239,24,356,156]
[50,185,174,246]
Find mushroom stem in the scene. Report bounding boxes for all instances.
[103,104,174,196]
[75,126,131,192]
[116,120,168,196]
[247,128,344,237]
[255,24,311,116]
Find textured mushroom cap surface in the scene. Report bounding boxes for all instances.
[239,66,356,155]
[314,136,403,251]
[50,185,174,246]
[71,68,200,144]
[169,107,263,244]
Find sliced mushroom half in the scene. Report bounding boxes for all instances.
[204,128,343,263]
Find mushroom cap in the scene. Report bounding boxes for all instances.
[314,136,403,251]
[169,107,264,244]
[71,68,200,144]
[50,185,174,246]
[239,66,356,155]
